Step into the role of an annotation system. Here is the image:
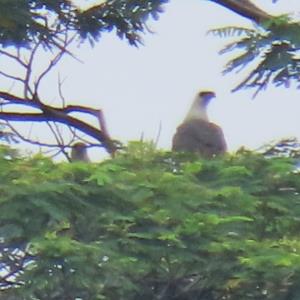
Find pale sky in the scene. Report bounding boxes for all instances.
[2,0,300,160]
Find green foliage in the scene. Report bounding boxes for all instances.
[1,142,300,299]
[76,0,169,46]
[0,0,169,48]
[260,138,300,158]
[210,15,300,95]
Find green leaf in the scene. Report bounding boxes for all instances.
[0,224,23,240]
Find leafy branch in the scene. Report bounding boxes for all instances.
[209,14,300,94]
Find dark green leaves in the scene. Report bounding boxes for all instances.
[210,15,300,95]
[2,143,300,299]
[0,0,169,48]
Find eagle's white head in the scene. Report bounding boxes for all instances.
[184,91,216,122]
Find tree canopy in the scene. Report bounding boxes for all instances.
[1,143,300,299]
[0,0,168,48]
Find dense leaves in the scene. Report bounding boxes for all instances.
[75,0,169,46]
[1,142,300,299]
[0,0,168,48]
[211,15,300,94]
[0,0,72,47]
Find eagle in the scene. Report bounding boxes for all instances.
[172,91,227,158]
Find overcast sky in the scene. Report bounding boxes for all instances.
[3,0,300,160]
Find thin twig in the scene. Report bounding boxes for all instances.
[47,121,71,160]
[0,70,25,83]
[0,49,27,68]
[5,122,70,148]
[154,121,162,147]
[34,35,76,94]
[58,73,68,107]
[24,41,42,99]
[47,121,63,144]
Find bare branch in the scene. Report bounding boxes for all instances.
[24,41,42,98]
[0,69,25,83]
[0,49,27,68]
[58,73,67,107]
[47,121,64,145]
[96,109,111,145]
[5,122,72,149]
[34,35,76,94]
[0,21,115,157]
[59,105,112,141]
[0,90,116,154]
[47,121,72,160]
[62,105,102,115]
[154,121,162,147]
[0,91,41,109]
[0,111,113,151]
[209,0,273,23]
[51,34,83,63]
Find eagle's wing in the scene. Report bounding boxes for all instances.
[172,119,226,157]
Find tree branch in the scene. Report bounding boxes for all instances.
[0,91,116,154]
[6,122,70,148]
[0,49,27,68]
[209,0,273,23]
[0,111,115,153]
[0,70,25,83]
[0,91,41,109]
[0,22,116,157]
[34,35,76,94]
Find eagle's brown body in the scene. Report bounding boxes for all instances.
[172,91,227,158]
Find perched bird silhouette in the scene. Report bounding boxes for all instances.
[71,142,90,162]
[172,91,227,158]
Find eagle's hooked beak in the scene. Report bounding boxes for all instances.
[199,91,216,107]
